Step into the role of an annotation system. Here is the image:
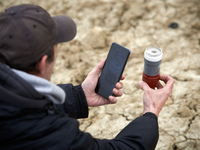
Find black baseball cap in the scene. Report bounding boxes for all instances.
[0,4,77,69]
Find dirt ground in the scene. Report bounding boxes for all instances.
[1,0,200,149]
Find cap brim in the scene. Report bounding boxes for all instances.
[52,15,77,43]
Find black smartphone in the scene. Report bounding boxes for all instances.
[95,42,131,99]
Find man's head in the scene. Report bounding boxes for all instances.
[0,4,76,76]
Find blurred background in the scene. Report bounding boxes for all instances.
[1,0,200,149]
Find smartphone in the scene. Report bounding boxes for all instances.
[95,42,131,99]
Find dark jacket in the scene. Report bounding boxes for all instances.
[0,63,158,150]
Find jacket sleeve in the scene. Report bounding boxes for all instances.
[68,112,159,150]
[54,84,88,119]
[112,112,159,150]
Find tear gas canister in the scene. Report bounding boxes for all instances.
[142,47,163,89]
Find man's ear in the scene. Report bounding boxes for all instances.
[36,55,48,76]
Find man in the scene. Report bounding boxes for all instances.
[0,4,174,150]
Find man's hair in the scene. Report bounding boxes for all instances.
[18,47,54,73]
[0,46,54,73]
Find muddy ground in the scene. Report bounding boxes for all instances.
[1,0,200,149]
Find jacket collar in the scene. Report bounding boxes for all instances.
[11,68,65,104]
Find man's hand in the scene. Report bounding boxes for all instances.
[139,75,175,117]
[82,59,125,107]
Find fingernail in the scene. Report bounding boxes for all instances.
[114,89,118,94]
[110,96,117,103]
[110,96,114,101]
[109,96,114,101]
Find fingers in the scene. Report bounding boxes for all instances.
[116,82,123,89]
[139,75,174,91]
[157,81,163,89]
[113,88,123,97]
[160,75,173,84]
[160,75,175,90]
[121,74,125,80]
[139,81,150,91]
[114,82,123,97]
[108,96,117,104]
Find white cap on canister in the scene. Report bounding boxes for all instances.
[144,47,163,62]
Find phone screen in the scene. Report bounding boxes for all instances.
[95,42,131,99]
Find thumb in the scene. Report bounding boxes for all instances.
[139,81,150,91]
[90,59,106,77]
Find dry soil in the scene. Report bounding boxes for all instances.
[1,0,200,149]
